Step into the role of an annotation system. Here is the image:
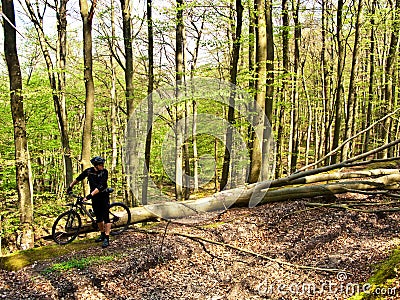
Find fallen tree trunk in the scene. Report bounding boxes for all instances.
[66,169,400,235]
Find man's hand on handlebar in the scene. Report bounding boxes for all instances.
[66,186,73,195]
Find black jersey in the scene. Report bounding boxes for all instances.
[76,167,108,193]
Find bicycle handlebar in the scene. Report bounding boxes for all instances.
[67,187,114,202]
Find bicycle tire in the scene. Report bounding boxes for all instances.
[109,202,131,235]
[52,210,82,245]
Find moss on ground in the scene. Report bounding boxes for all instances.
[0,239,95,271]
[349,247,400,299]
[42,254,117,274]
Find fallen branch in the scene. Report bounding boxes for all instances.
[137,228,343,274]
[297,108,400,171]
[306,201,400,213]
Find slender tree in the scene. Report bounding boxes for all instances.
[79,0,96,190]
[220,0,243,190]
[120,0,135,206]
[331,0,344,164]
[2,0,34,249]
[188,9,205,193]
[342,0,363,159]
[261,0,275,179]
[120,0,135,118]
[249,0,266,183]
[110,0,118,201]
[381,0,400,157]
[142,0,154,205]
[56,0,73,186]
[175,0,184,200]
[275,0,289,178]
[364,0,376,154]
[23,0,73,188]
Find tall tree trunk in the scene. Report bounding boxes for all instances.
[249,0,266,183]
[142,0,154,205]
[79,0,96,195]
[56,0,73,187]
[120,0,135,118]
[110,0,118,201]
[247,0,256,180]
[276,0,289,178]
[175,0,184,200]
[331,0,344,164]
[182,25,190,200]
[381,0,400,158]
[364,0,376,154]
[221,0,243,190]
[321,0,330,164]
[2,0,34,250]
[288,0,300,174]
[190,12,204,193]
[261,0,274,180]
[120,0,135,206]
[24,0,73,189]
[342,0,362,160]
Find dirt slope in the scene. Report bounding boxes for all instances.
[1,195,400,299]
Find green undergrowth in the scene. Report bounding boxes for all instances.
[42,254,117,274]
[349,246,400,299]
[200,221,226,229]
[0,239,95,271]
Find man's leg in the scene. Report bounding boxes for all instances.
[95,221,106,242]
[104,222,111,235]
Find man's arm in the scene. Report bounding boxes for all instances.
[66,169,88,193]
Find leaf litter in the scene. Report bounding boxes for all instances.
[1,194,400,299]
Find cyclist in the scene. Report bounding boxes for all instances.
[66,156,111,248]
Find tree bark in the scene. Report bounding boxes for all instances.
[364,0,376,154]
[276,0,289,178]
[57,0,73,187]
[331,0,344,164]
[189,12,205,193]
[261,0,274,180]
[79,0,96,194]
[381,0,400,158]
[142,0,154,205]
[120,0,135,206]
[24,0,73,189]
[220,0,243,190]
[2,0,34,250]
[175,0,184,200]
[288,0,300,174]
[248,0,267,183]
[342,0,362,160]
[110,0,118,202]
[120,0,135,118]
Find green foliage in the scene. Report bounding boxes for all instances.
[349,247,400,299]
[42,255,116,274]
[0,239,95,271]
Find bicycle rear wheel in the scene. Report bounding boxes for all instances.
[109,202,131,235]
[52,210,82,245]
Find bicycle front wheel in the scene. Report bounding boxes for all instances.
[109,202,131,235]
[52,210,82,245]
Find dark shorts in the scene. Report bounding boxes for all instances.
[92,193,110,223]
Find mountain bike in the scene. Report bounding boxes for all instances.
[52,188,131,245]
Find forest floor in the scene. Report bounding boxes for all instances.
[1,193,400,300]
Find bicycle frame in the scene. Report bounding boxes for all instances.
[53,190,131,244]
[68,195,97,226]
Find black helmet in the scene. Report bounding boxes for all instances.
[90,156,105,166]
